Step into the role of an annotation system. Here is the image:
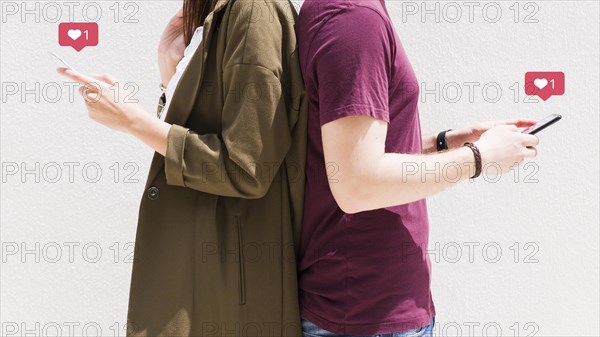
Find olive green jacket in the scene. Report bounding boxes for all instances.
[126,0,307,335]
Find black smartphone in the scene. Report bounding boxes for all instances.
[521,114,562,135]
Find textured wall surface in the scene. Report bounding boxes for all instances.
[1,0,598,336]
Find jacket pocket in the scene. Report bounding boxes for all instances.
[235,215,246,305]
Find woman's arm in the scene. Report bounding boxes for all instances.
[129,113,170,156]
[56,69,171,156]
[57,62,292,199]
[57,1,300,199]
[158,7,186,88]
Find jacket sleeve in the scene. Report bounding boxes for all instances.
[163,2,293,198]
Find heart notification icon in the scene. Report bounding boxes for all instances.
[67,29,82,40]
[525,71,565,101]
[58,22,98,52]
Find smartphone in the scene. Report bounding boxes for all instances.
[521,114,562,135]
[49,51,77,72]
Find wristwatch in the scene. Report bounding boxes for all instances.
[157,82,167,118]
[157,92,166,119]
[436,129,453,151]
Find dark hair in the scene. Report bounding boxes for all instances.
[183,0,217,45]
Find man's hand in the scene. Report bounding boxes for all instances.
[446,118,538,149]
[474,124,539,173]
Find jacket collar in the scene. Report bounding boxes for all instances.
[163,0,230,126]
[145,0,231,191]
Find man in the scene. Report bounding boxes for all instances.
[296,0,539,336]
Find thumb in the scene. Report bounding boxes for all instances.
[496,124,519,131]
[90,73,119,86]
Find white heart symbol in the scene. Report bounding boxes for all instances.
[534,78,548,90]
[67,29,82,40]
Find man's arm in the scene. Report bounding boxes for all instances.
[421,133,440,154]
[421,118,539,154]
[421,131,466,153]
[323,116,538,214]
[304,6,538,213]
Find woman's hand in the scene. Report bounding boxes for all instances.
[158,7,186,87]
[446,118,538,149]
[57,68,147,133]
[56,67,171,154]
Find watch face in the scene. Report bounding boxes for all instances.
[437,130,450,150]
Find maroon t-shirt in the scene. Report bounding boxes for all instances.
[297,0,436,334]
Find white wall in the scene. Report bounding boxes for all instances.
[1,1,598,336]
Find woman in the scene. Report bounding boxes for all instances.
[58,0,307,336]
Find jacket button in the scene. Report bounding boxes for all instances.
[147,186,159,200]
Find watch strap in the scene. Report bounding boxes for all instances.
[436,129,453,151]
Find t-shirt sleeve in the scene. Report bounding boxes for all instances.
[312,6,392,126]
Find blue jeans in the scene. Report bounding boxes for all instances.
[301,317,435,337]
